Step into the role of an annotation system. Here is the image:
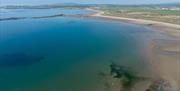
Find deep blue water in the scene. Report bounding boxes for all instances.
[0,9,154,91]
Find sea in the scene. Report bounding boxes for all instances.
[0,8,156,91]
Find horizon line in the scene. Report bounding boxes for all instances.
[1,2,180,6]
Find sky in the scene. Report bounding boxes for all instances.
[1,0,180,5]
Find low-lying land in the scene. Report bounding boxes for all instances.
[94,4,180,25]
[87,4,180,91]
[1,3,180,24]
[1,3,180,91]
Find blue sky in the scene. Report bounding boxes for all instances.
[1,0,180,5]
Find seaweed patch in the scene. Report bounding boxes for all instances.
[109,63,147,91]
[0,52,44,67]
[98,62,173,91]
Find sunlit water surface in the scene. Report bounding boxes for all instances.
[0,8,155,91]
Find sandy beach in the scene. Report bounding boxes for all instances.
[87,8,180,91]
[86,8,180,37]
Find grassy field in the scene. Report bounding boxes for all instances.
[96,5,180,24]
[1,4,180,24]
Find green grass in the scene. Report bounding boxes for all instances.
[97,5,180,24]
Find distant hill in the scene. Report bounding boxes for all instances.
[0,3,180,9]
[151,2,180,7]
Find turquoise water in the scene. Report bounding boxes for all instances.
[0,8,93,18]
[0,9,154,91]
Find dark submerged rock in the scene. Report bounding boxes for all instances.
[110,63,147,91]
[0,52,44,67]
[146,79,172,91]
[0,17,26,21]
[31,14,65,19]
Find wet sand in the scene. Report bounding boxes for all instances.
[86,8,180,37]
[87,8,180,91]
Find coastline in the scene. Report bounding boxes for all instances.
[87,8,180,91]
[0,7,179,91]
[86,8,180,37]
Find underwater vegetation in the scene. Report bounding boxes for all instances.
[104,62,172,91]
[109,63,147,91]
[0,52,44,67]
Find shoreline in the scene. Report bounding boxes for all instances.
[86,8,180,91]
[86,8,180,37]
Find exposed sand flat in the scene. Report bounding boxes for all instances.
[87,8,180,28]
[87,8,180,91]
[86,8,180,37]
[162,46,180,53]
[153,39,180,54]
[148,40,180,91]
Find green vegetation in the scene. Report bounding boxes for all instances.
[98,62,172,91]
[110,63,147,91]
[1,3,180,24]
[97,5,180,24]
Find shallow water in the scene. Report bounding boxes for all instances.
[0,8,93,19]
[0,9,156,91]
